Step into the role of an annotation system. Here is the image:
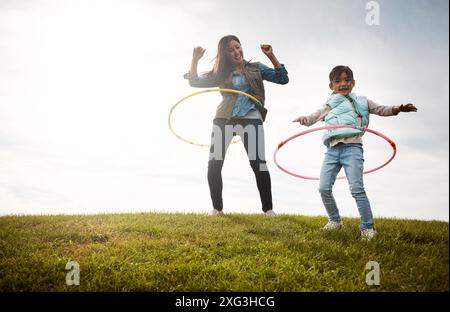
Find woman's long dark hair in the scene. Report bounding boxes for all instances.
[211,35,241,83]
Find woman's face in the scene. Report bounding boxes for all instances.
[227,39,244,67]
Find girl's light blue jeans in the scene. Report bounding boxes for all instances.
[318,143,374,230]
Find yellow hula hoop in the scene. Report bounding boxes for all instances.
[168,88,263,147]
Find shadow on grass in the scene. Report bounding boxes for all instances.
[222,214,361,245]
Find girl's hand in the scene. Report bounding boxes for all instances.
[293,116,308,125]
[399,103,417,112]
[260,44,274,56]
[192,46,206,61]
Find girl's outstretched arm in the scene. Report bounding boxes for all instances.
[292,116,308,125]
[392,103,418,115]
[293,105,331,127]
[368,100,417,116]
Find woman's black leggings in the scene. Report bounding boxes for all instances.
[207,118,272,212]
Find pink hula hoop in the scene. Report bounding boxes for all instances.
[273,125,397,180]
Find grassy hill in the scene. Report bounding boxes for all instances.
[0,213,448,291]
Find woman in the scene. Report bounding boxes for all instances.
[185,35,289,215]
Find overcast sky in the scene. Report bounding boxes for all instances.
[0,0,448,221]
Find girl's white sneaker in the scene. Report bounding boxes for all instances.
[361,228,377,241]
[323,220,343,230]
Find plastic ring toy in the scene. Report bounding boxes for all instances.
[273,125,397,180]
[169,88,263,147]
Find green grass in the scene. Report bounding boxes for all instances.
[0,213,448,291]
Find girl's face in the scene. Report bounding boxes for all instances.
[329,71,355,95]
[227,39,244,67]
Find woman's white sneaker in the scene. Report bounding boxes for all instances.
[210,209,224,216]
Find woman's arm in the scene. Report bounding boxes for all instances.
[189,47,205,79]
[261,44,282,68]
[185,47,218,88]
[258,44,288,84]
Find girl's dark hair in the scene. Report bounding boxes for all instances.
[211,35,241,82]
[329,65,354,82]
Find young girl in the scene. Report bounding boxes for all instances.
[185,35,289,215]
[293,65,417,240]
